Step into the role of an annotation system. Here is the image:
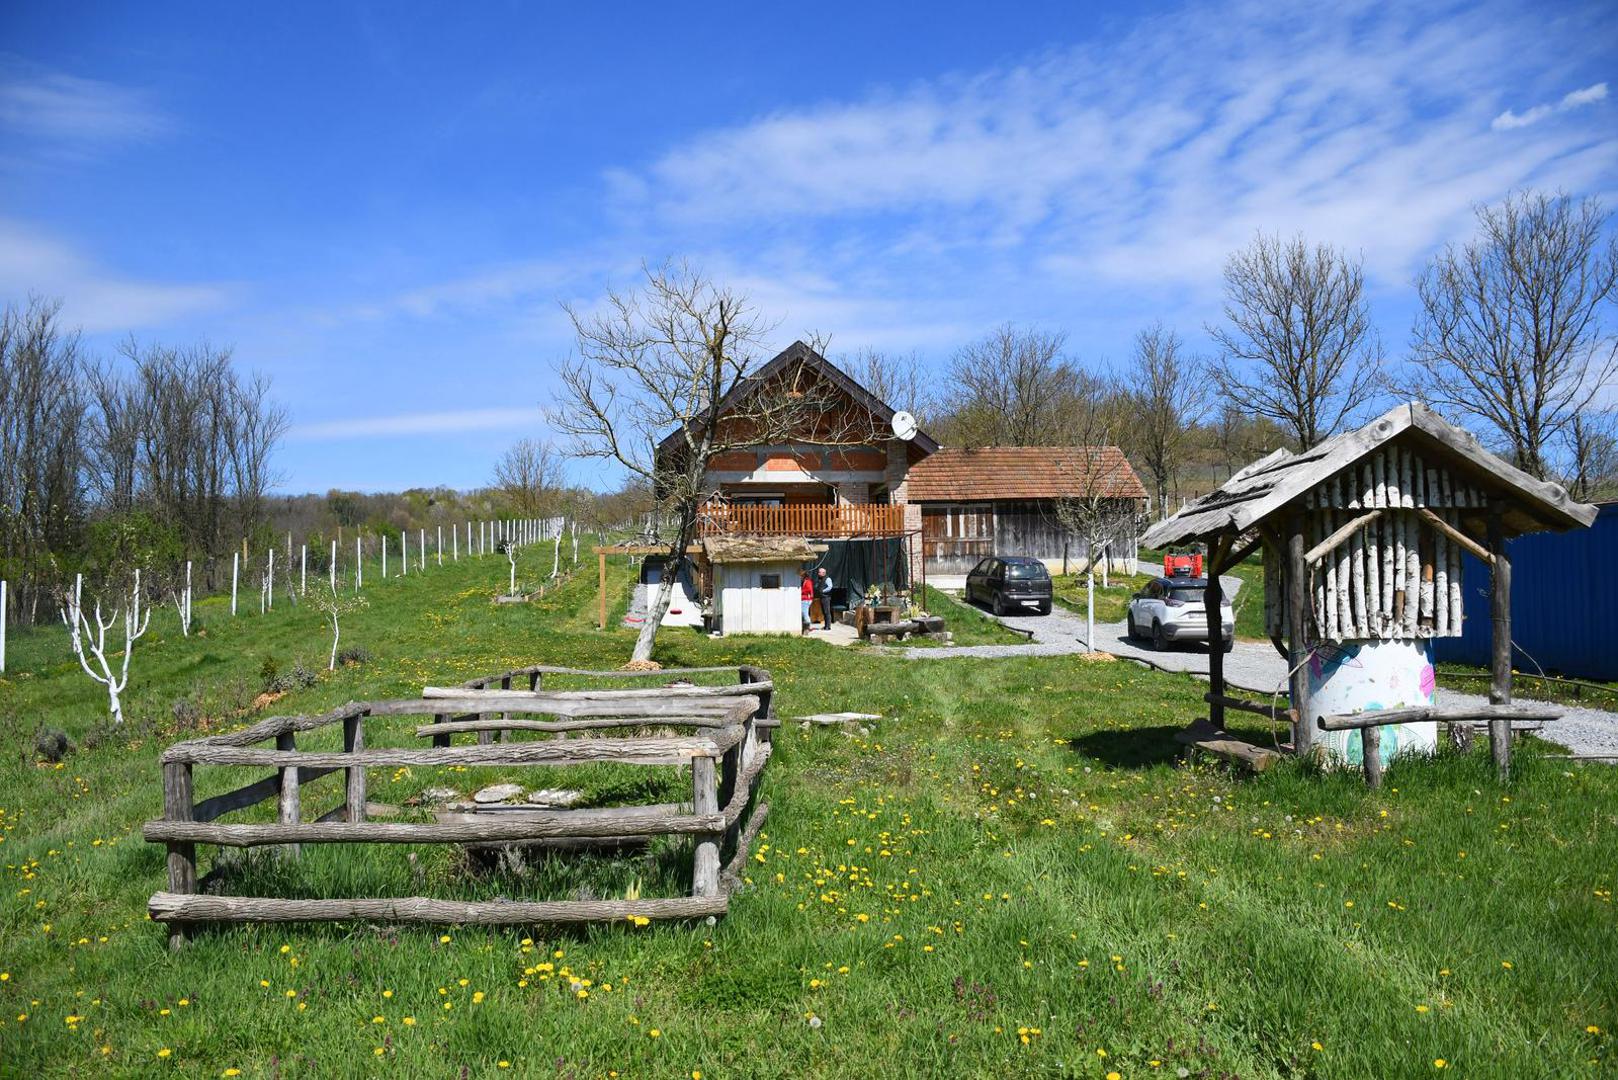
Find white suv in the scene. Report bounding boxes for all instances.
[1126,576,1233,652]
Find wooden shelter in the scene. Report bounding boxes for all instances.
[703,536,828,635]
[1144,402,1597,783]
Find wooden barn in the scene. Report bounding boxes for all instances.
[1145,402,1597,784]
[704,536,827,636]
[906,446,1146,576]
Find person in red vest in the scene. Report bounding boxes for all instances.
[800,569,814,634]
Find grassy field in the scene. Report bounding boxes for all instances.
[1,550,1614,1078]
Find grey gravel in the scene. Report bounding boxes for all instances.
[904,597,1618,760]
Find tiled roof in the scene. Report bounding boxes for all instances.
[905,446,1146,502]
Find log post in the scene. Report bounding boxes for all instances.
[1206,534,1230,729]
[1487,501,1512,782]
[1287,513,1314,757]
[277,731,301,859]
[691,756,720,897]
[344,712,367,822]
[163,761,196,948]
[1360,724,1383,789]
[431,712,449,749]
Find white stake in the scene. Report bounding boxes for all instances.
[356,535,363,591]
[419,528,426,571]
[402,531,408,576]
[1,578,6,674]
[383,535,388,579]
[453,523,459,562]
[267,548,275,611]
[437,525,443,566]
[301,544,307,595]
[231,553,239,616]
[330,539,337,592]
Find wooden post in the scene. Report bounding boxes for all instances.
[1360,724,1383,789]
[1206,534,1230,729]
[163,761,196,948]
[344,713,367,822]
[691,755,720,897]
[1287,513,1314,757]
[277,731,301,858]
[431,713,449,749]
[1487,501,1512,782]
[598,550,608,630]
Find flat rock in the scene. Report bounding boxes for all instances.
[418,786,459,804]
[526,787,584,807]
[364,801,401,819]
[794,712,882,726]
[473,783,524,804]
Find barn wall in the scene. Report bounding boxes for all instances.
[716,560,802,635]
[921,499,1139,575]
[1431,502,1618,680]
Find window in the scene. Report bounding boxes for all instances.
[1006,562,1048,580]
[759,573,782,589]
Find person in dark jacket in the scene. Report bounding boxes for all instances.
[816,567,835,630]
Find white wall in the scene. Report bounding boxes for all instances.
[717,560,803,635]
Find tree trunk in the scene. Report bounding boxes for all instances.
[631,512,697,664]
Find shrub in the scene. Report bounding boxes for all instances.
[259,657,280,691]
[34,727,73,763]
[336,644,372,667]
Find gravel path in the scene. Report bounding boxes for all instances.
[904,596,1618,759]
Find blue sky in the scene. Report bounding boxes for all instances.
[2,0,1615,493]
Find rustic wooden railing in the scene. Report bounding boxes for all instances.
[143,664,775,946]
[697,503,906,538]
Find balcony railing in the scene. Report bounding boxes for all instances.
[697,503,907,538]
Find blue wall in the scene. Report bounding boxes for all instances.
[1432,502,1618,680]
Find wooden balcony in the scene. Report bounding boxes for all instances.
[697,503,908,538]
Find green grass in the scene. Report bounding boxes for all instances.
[1,548,1614,1078]
[894,586,1030,648]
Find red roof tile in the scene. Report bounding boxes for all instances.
[905,446,1146,502]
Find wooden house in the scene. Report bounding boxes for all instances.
[905,446,1146,575]
[704,537,827,636]
[1144,402,1597,784]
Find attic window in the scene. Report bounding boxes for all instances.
[759,573,782,589]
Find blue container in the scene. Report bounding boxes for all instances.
[1432,502,1618,680]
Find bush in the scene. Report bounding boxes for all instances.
[172,694,205,730]
[259,657,280,691]
[336,644,372,667]
[34,727,73,763]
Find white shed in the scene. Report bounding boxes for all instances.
[703,537,828,636]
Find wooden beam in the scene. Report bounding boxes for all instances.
[1488,501,1513,782]
[1203,692,1289,722]
[1416,506,1492,564]
[192,765,341,823]
[1305,509,1382,565]
[1286,512,1314,757]
[1316,703,1558,731]
[143,808,728,848]
[1205,533,1232,728]
[1361,724,1383,789]
[148,892,728,926]
[414,715,738,738]
[1173,724,1280,771]
[162,729,742,769]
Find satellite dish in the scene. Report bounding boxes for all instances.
[891,410,918,442]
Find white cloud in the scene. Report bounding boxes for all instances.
[0,219,231,331]
[288,407,540,441]
[1492,81,1609,130]
[0,63,172,145]
[611,1,1616,299]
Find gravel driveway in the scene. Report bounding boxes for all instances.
[905,595,1618,759]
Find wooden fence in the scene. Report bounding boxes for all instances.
[697,503,907,538]
[143,664,776,946]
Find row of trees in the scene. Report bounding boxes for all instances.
[0,298,286,626]
[849,190,1618,509]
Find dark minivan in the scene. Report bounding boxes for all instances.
[965,556,1053,616]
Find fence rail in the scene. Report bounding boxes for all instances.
[144,664,775,946]
[697,503,907,538]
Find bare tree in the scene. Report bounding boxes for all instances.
[1565,408,1618,502]
[493,438,563,518]
[839,348,932,424]
[939,325,1083,447]
[0,297,87,626]
[309,577,367,670]
[1051,370,1141,650]
[1402,191,1618,480]
[1123,324,1207,517]
[552,262,867,662]
[1209,233,1380,449]
[60,570,151,724]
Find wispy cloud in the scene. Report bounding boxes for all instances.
[288,407,540,441]
[0,219,231,331]
[609,1,1616,301]
[1492,82,1608,130]
[0,61,173,145]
